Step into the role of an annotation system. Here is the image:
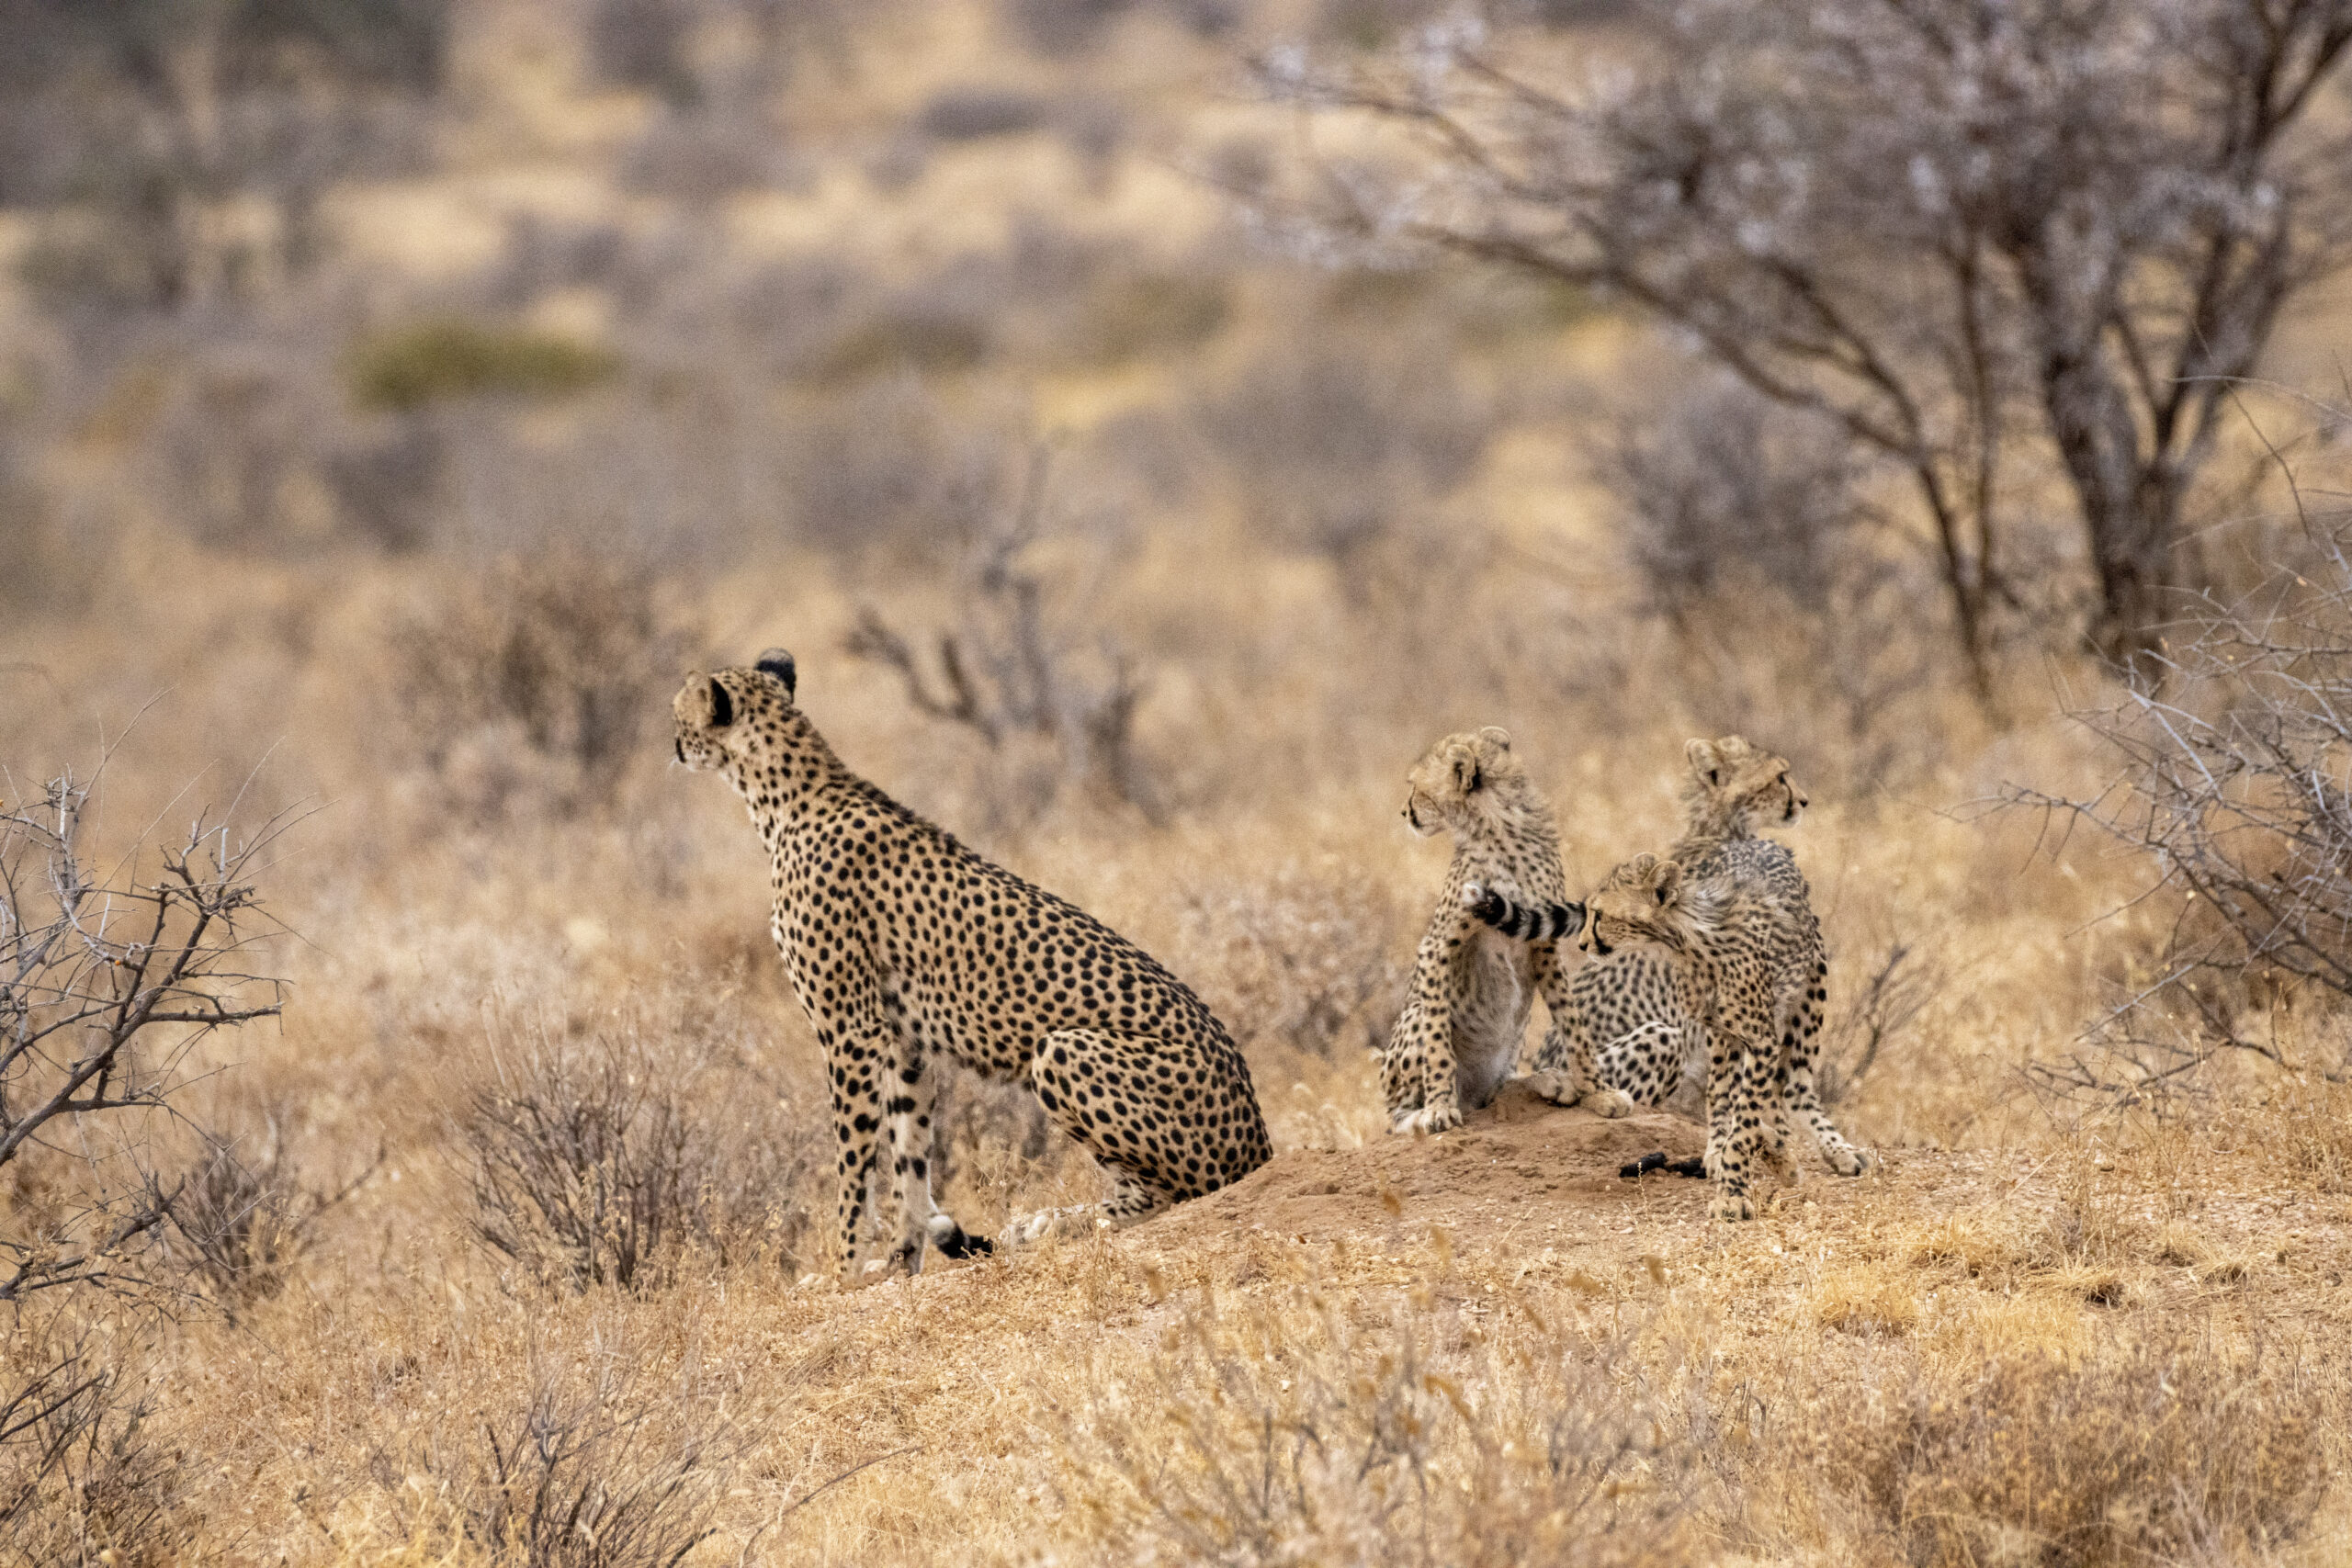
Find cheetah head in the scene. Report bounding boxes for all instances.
[1682,735,1807,834]
[1401,727,1530,839]
[673,649,798,774]
[1577,852,1691,958]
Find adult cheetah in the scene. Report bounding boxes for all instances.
[673,650,1270,1280]
[1381,728,1634,1135]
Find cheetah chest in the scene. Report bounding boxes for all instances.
[1452,926,1538,1111]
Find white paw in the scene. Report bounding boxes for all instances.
[1825,1145,1872,1177]
[1393,1102,1461,1136]
[1522,1070,1575,1107]
[1580,1089,1637,1120]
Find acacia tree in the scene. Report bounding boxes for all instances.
[1258,0,2352,686]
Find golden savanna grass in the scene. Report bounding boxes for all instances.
[4,4,2351,1565]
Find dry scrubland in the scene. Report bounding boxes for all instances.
[4,2,2352,1564]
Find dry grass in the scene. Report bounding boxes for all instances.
[1,3,2349,1565]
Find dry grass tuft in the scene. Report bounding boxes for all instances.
[1058,1278,1704,1567]
[1804,1334,2335,1567]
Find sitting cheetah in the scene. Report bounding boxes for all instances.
[1668,737,1863,1176]
[1461,882,1700,1123]
[1381,728,1634,1135]
[1576,852,1788,1220]
[673,650,1271,1280]
[1472,738,1866,1180]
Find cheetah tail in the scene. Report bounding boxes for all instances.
[1462,884,1584,942]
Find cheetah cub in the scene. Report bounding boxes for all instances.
[1470,738,1868,1181]
[1381,728,1634,1135]
[1668,737,1864,1177]
[1576,852,1790,1220]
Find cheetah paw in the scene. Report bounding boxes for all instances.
[1521,1070,1576,1107]
[1711,1190,1756,1223]
[1393,1102,1461,1136]
[1579,1088,1636,1120]
[1825,1145,1873,1178]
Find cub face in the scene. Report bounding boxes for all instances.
[1401,727,1523,838]
[672,649,798,773]
[1686,735,1806,828]
[1577,852,1686,958]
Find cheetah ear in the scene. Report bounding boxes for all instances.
[1478,726,1511,751]
[707,676,734,728]
[1653,860,1683,905]
[754,648,797,698]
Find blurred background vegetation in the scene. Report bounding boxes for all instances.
[4,2,2352,1562]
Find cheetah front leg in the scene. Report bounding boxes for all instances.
[1528,944,1635,1119]
[877,1021,993,1278]
[788,942,915,1282]
[1384,997,1464,1134]
[1385,904,1481,1135]
[1698,1021,1769,1222]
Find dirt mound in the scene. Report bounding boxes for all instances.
[1143,1081,1707,1250]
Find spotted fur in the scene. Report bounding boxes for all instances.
[1569,852,1792,1220]
[673,650,1271,1280]
[1470,738,1867,1181]
[1668,737,1863,1179]
[1382,728,1634,1136]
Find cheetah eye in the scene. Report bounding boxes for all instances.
[707,678,735,728]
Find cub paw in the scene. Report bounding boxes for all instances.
[1710,1190,1756,1223]
[1521,1070,1576,1106]
[1394,1101,1462,1136]
[1579,1088,1637,1120]
[862,1251,915,1284]
[1001,1206,1102,1248]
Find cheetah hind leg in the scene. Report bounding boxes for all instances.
[1004,1029,1207,1248]
[1785,971,1871,1177]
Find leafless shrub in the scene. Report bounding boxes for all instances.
[1175,863,1410,1060]
[1604,379,1941,787]
[1261,0,2352,682]
[1816,940,1941,1109]
[846,447,1159,823]
[2014,501,2352,1100]
[0,1318,181,1568]
[1,760,290,1306]
[584,0,702,99]
[1061,1277,1703,1566]
[918,87,1049,142]
[383,1345,737,1568]
[390,551,695,821]
[159,1111,378,1322]
[464,1013,824,1290]
[324,421,446,554]
[1802,1334,2331,1567]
